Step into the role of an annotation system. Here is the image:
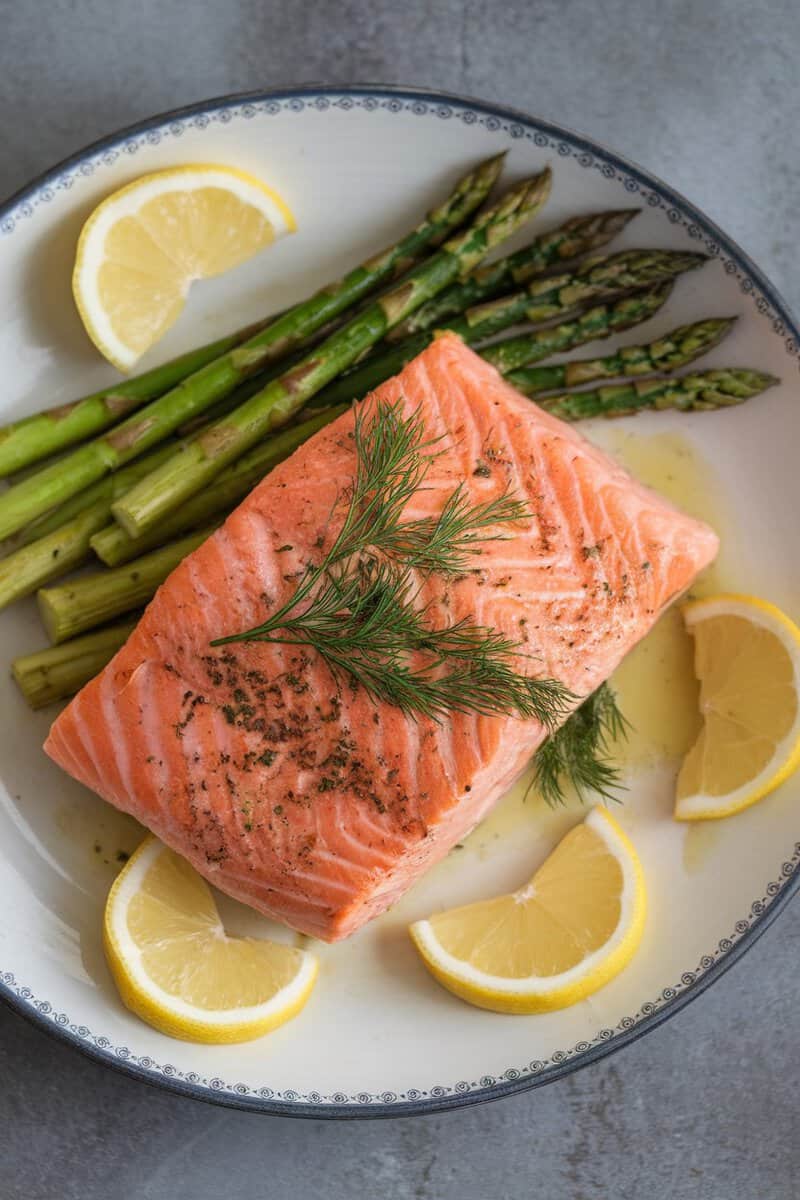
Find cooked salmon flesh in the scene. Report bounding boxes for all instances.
[45,334,718,940]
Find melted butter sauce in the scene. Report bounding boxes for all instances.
[598,428,738,767]
[456,427,737,861]
[55,428,734,907]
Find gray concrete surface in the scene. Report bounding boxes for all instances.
[1,1,799,1196]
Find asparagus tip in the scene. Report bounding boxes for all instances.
[647,280,675,300]
[520,166,553,206]
[603,207,642,225]
[710,315,739,337]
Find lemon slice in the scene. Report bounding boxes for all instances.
[410,808,645,1014]
[73,165,296,371]
[675,594,800,821]
[103,835,317,1043]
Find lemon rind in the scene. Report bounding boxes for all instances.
[104,835,317,1039]
[675,593,800,821]
[410,808,645,1010]
[73,165,295,371]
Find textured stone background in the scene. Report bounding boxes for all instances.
[1,1,798,1196]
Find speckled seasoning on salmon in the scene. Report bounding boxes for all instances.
[45,334,718,941]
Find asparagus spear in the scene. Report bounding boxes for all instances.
[111,171,553,538]
[37,525,219,644]
[174,335,333,436]
[388,207,639,340]
[44,363,775,645]
[175,368,282,435]
[20,293,683,589]
[16,377,308,548]
[479,288,673,375]
[10,375,278,549]
[91,406,346,566]
[12,621,138,709]
[85,309,723,575]
[328,285,675,408]
[526,368,778,420]
[0,504,111,609]
[493,317,736,393]
[308,249,707,408]
[12,440,180,546]
[425,245,707,335]
[0,443,189,608]
[84,291,673,568]
[88,295,677,569]
[0,324,274,479]
[0,154,506,542]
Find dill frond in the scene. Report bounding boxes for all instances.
[213,400,573,729]
[531,683,630,807]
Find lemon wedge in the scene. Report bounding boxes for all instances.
[73,164,296,371]
[675,594,800,821]
[410,807,645,1014]
[103,835,317,1043]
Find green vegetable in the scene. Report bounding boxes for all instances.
[11,621,138,709]
[388,206,639,340]
[37,525,218,644]
[498,317,736,394]
[0,152,506,541]
[212,399,573,727]
[516,367,778,419]
[309,249,708,408]
[110,170,553,538]
[479,287,674,375]
[0,322,269,479]
[0,443,179,608]
[91,407,345,566]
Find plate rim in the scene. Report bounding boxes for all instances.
[1,81,798,1119]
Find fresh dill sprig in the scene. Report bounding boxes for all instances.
[212,400,573,727]
[327,406,526,575]
[531,683,630,807]
[378,485,531,576]
[326,403,434,566]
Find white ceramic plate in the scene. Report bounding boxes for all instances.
[1,86,798,1118]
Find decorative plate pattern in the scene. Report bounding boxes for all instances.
[2,842,797,1114]
[3,88,797,362]
[1,85,798,1117]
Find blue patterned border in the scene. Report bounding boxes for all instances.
[2,841,797,1115]
[2,85,799,1118]
[1,87,798,368]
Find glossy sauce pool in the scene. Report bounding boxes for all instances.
[458,425,737,861]
[58,425,735,912]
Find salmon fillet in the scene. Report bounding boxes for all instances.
[45,333,718,941]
